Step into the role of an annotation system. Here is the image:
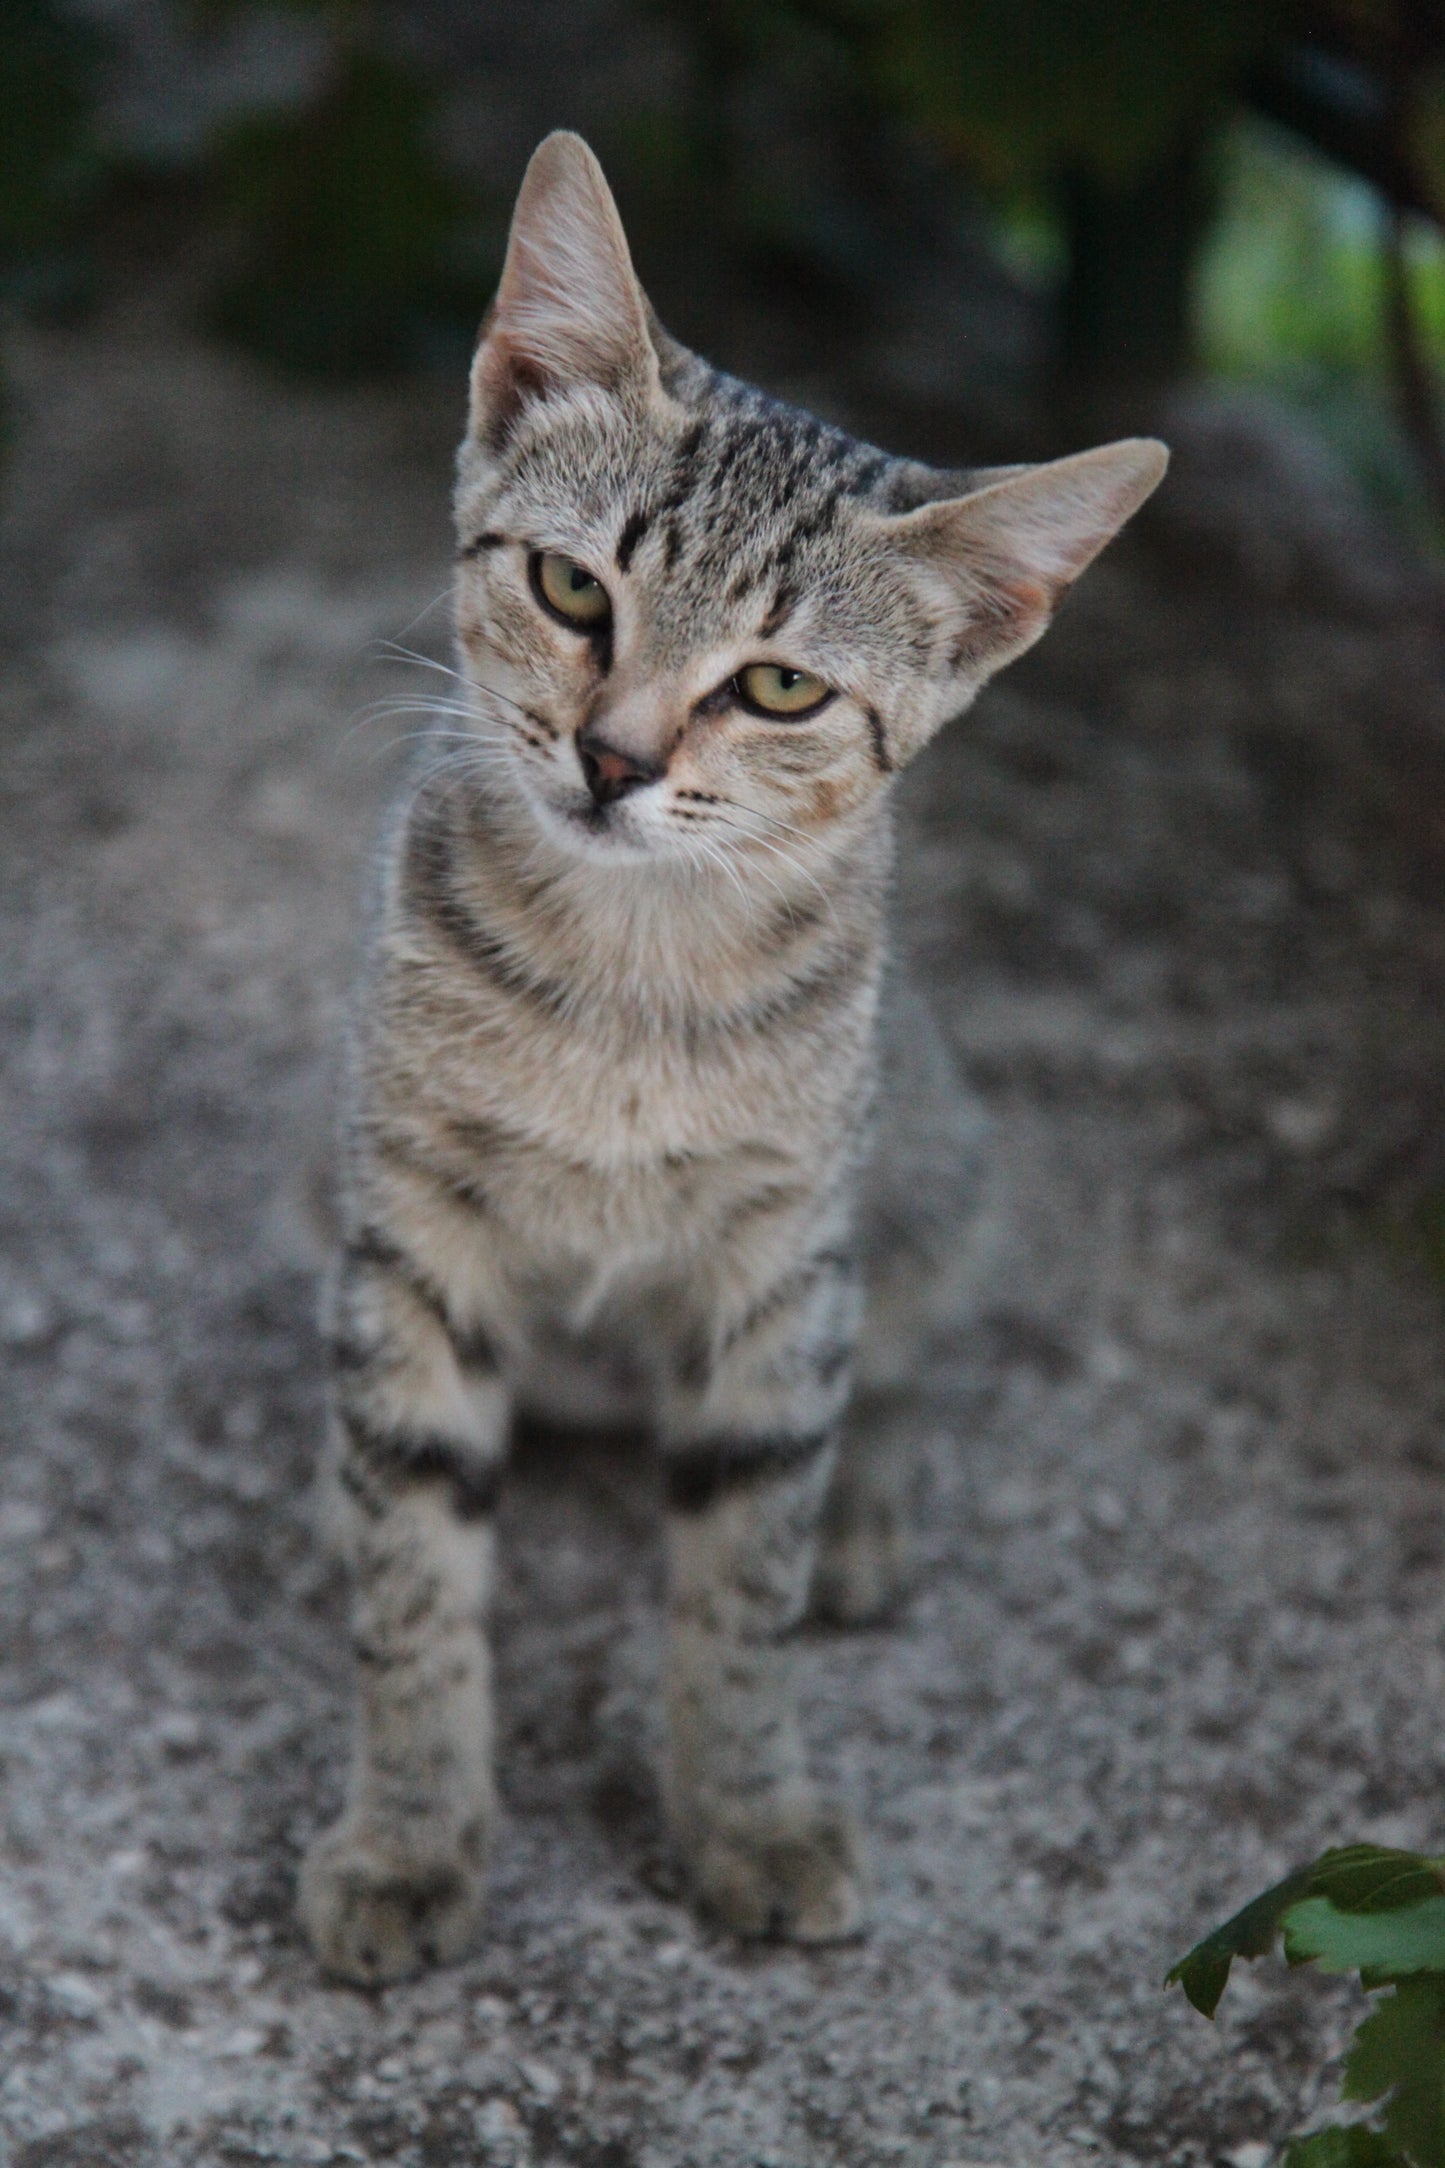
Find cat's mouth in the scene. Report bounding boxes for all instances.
[526,779,668,864]
[565,796,617,836]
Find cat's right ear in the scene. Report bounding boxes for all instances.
[469,132,658,445]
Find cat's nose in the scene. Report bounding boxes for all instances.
[576,730,662,807]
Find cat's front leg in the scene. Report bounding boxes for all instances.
[659,1254,868,1942]
[299,1228,510,1983]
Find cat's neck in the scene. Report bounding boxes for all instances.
[431,770,894,1028]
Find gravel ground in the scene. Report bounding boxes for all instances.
[3,278,1445,2168]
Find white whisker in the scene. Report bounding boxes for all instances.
[390,586,453,642]
[684,803,838,933]
[684,830,753,912]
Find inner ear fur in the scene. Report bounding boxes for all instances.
[892,437,1169,680]
[470,131,659,445]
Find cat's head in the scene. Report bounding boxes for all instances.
[453,132,1166,871]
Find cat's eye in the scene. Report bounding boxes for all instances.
[531,551,612,630]
[735,663,832,718]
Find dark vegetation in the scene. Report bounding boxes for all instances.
[2,1,1443,506]
[1173,1846,1445,2164]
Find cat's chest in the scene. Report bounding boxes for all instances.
[385,944,877,1174]
[457,1000,852,1166]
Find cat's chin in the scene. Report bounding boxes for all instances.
[526,786,673,869]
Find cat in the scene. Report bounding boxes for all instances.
[297,130,1167,1982]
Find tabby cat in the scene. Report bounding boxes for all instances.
[298,131,1166,1981]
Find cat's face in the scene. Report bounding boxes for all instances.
[453,133,1166,873]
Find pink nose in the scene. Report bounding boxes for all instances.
[576,731,662,807]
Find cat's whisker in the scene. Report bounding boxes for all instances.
[389,734,518,810]
[681,803,839,933]
[387,740,518,779]
[682,830,753,913]
[347,719,490,766]
[672,810,810,932]
[374,641,470,685]
[377,643,538,729]
[722,798,827,852]
[390,585,455,643]
[335,696,485,763]
[357,696,481,721]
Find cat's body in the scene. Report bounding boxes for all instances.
[299,133,1165,1982]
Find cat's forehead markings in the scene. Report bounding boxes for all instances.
[758,585,797,641]
[614,506,650,574]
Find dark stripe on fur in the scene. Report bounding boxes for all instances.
[766,495,840,584]
[722,1248,854,1355]
[344,1225,451,1332]
[342,1409,502,1521]
[459,530,505,559]
[664,1430,832,1514]
[341,1224,498,1375]
[450,1319,500,1374]
[844,452,890,498]
[669,418,707,493]
[864,705,893,775]
[401,814,571,1018]
[372,1128,494,1218]
[760,584,797,640]
[735,933,875,1036]
[658,419,708,569]
[615,507,651,572]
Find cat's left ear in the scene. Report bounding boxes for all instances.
[889,437,1169,698]
[470,131,658,444]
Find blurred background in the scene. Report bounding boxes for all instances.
[6,8,1445,2165]
[3,0,1444,534]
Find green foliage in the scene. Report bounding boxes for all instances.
[1198,118,1445,545]
[209,44,497,377]
[855,0,1281,190]
[1198,124,1389,383]
[1342,1981,1445,2166]
[1287,1899,1445,1984]
[1168,1863,1317,2018]
[1405,63,1445,229]
[0,0,105,310]
[1171,1847,1445,2166]
[1284,2129,1407,2166]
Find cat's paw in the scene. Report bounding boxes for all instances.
[810,1507,908,1625]
[298,1816,489,1983]
[682,1798,869,1943]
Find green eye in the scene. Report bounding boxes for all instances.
[736,663,831,718]
[533,551,611,629]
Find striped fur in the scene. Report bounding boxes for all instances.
[299,133,1167,1981]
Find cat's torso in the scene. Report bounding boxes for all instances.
[341,776,903,1423]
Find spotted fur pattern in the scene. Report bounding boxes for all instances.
[298,133,1167,1981]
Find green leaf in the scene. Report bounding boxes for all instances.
[1311,1852,1445,1916]
[1283,2129,1409,2167]
[1341,1979,1445,2168]
[1285,1899,1445,1983]
[1167,1865,1316,2016]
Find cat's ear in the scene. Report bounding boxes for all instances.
[470,132,657,442]
[892,437,1168,689]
